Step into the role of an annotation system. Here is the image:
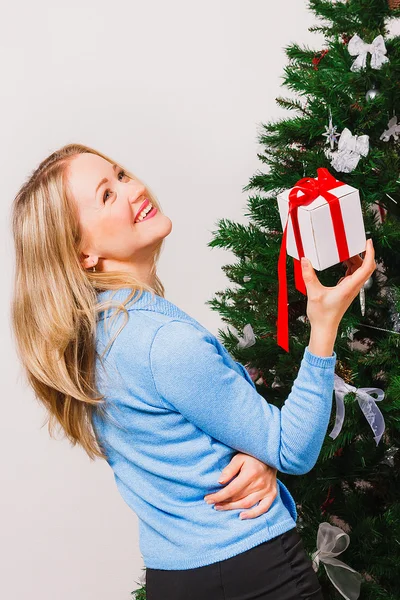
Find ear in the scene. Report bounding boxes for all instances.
[80,253,98,270]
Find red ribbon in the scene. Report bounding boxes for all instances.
[277,168,350,352]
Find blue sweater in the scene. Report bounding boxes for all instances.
[92,288,337,570]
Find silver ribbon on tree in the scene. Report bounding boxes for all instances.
[312,522,362,600]
[329,373,385,444]
[380,115,400,142]
[347,34,389,71]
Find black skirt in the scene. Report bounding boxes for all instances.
[145,527,324,600]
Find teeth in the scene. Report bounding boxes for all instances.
[136,202,153,221]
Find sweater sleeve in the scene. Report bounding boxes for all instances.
[149,320,337,475]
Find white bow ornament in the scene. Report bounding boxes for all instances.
[230,323,256,349]
[312,522,362,600]
[329,128,369,173]
[348,34,389,72]
[329,373,385,444]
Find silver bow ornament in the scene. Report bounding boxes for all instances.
[329,128,369,173]
[380,115,400,142]
[230,323,256,349]
[312,522,362,600]
[348,34,389,72]
[329,373,385,444]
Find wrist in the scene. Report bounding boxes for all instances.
[308,323,338,357]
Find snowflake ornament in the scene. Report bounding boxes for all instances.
[322,111,341,150]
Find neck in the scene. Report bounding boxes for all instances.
[101,258,156,288]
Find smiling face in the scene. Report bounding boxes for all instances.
[67,153,172,281]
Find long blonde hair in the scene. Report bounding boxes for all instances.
[11,143,166,460]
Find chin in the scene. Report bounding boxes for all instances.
[159,214,173,232]
[162,217,173,237]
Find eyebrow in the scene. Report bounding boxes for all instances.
[95,163,119,198]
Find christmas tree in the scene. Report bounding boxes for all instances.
[205,1,400,598]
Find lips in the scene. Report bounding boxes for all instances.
[134,198,150,222]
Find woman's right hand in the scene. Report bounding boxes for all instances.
[204,453,278,520]
[300,238,377,330]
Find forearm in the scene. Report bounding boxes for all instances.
[308,323,338,357]
[279,343,337,474]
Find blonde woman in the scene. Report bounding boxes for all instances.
[11,144,376,600]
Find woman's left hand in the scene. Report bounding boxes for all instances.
[301,239,376,330]
[204,453,278,519]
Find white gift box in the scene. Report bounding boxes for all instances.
[276,180,367,271]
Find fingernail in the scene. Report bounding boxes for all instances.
[218,478,225,483]
[205,499,212,504]
[301,257,308,266]
[214,505,222,510]
[240,514,247,519]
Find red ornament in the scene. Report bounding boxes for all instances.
[376,203,387,223]
[258,369,268,386]
[312,49,329,70]
[321,486,335,514]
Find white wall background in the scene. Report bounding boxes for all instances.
[1,2,399,599]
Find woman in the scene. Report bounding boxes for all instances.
[11,143,376,600]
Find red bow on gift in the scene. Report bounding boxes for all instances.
[277,168,350,352]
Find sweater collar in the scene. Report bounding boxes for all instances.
[96,287,195,322]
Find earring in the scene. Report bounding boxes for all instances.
[92,265,96,272]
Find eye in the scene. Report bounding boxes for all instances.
[103,170,129,203]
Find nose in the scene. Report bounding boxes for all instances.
[129,184,147,205]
